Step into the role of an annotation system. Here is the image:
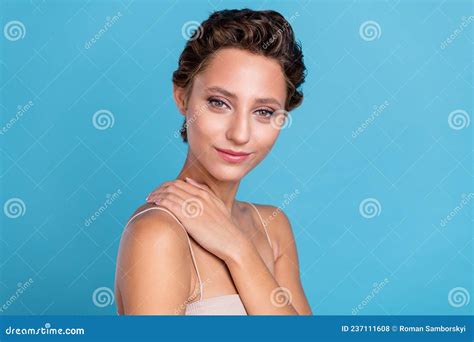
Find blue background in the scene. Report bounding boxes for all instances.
[0,0,472,316]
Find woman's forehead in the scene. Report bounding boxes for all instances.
[193,48,287,100]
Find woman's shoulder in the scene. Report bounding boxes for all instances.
[116,203,194,314]
[248,202,302,268]
[122,203,191,252]
[245,202,294,254]
[246,202,292,228]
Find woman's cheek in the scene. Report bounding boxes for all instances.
[194,112,227,139]
[186,113,220,154]
[257,125,279,151]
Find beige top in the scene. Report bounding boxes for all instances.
[123,201,273,316]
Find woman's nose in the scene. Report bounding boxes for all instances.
[226,110,250,145]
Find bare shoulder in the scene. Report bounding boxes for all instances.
[116,203,193,314]
[124,203,190,244]
[247,202,295,259]
[249,202,312,315]
[249,203,293,234]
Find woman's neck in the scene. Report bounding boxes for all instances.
[177,153,242,216]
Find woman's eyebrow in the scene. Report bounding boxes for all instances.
[206,86,282,107]
[254,97,282,107]
[205,86,237,99]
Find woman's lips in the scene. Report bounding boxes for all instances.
[215,147,251,163]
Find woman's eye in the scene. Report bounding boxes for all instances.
[208,98,227,108]
[255,109,274,118]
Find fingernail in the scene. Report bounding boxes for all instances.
[186,177,197,185]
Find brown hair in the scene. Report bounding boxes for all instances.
[173,8,306,142]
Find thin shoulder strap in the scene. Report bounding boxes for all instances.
[125,206,203,301]
[246,202,273,249]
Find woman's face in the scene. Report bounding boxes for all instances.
[175,47,288,182]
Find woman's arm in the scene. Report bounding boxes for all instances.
[116,210,193,315]
[224,206,312,315]
[145,179,313,315]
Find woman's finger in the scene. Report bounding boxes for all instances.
[151,188,188,206]
[146,180,191,202]
[185,177,214,193]
[145,181,175,199]
[170,179,210,199]
[153,192,188,215]
[154,197,184,222]
[155,193,204,225]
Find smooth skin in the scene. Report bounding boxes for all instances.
[115,47,312,315]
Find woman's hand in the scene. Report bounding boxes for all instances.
[145,178,247,262]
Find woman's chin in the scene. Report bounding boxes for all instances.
[208,166,246,182]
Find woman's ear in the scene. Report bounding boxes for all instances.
[173,84,187,116]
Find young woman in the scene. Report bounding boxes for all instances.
[115,8,312,315]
